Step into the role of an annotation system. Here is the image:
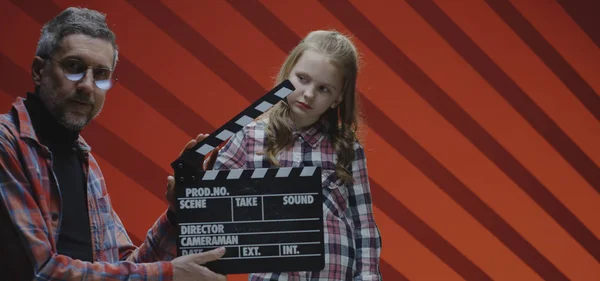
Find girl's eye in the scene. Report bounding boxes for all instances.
[297,74,306,82]
[320,86,330,93]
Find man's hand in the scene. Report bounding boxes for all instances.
[172,247,227,281]
[166,133,208,213]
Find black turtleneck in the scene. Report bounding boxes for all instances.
[24,92,93,262]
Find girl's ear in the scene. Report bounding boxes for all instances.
[331,95,343,109]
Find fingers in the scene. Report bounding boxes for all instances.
[172,250,228,281]
[191,247,226,265]
[181,139,197,154]
[167,175,175,188]
[196,133,208,143]
[181,134,209,154]
[165,175,175,204]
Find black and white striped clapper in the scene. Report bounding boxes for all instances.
[176,166,325,275]
[171,79,295,172]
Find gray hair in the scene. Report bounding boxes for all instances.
[36,7,119,68]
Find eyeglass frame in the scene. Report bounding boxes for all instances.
[43,56,117,90]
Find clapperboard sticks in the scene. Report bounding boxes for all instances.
[200,166,319,181]
[171,79,295,183]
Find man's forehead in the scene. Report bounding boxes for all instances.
[56,34,114,66]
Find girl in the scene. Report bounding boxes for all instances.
[213,30,382,281]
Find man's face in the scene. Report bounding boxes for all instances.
[33,34,114,131]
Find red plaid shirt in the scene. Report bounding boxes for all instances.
[214,119,382,281]
[0,97,176,280]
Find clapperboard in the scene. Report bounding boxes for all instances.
[175,167,324,274]
[171,80,325,274]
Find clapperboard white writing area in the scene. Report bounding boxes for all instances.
[171,80,325,274]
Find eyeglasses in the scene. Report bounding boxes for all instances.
[46,57,115,90]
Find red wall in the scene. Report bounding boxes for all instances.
[1,0,599,280]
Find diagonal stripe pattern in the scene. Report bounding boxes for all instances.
[1,0,599,280]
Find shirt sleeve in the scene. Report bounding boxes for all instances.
[0,127,173,281]
[116,208,178,264]
[213,128,248,170]
[347,143,382,281]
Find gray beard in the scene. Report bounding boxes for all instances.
[38,86,99,132]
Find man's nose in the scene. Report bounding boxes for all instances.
[76,68,95,92]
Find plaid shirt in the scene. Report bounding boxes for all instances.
[214,119,382,281]
[0,97,176,281]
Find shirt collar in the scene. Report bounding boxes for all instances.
[12,96,92,152]
[293,119,327,148]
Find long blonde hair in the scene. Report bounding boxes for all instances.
[264,30,361,184]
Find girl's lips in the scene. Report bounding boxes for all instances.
[297,101,312,110]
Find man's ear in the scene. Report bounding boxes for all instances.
[32,56,45,86]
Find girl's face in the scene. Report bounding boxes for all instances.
[287,50,344,130]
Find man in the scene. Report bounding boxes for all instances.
[0,7,226,281]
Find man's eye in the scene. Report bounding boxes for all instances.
[95,69,111,80]
[63,60,85,73]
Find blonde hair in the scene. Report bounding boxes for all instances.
[264,30,361,184]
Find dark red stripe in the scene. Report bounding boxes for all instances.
[10,0,56,23]
[114,58,214,136]
[226,1,491,279]
[10,0,214,138]
[226,0,299,51]
[82,123,169,198]
[406,0,600,263]
[126,0,267,102]
[489,0,600,121]
[370,178,492,280]
[0,54,31,97]
[557,0,600,48]
[483,0,600,183]
[0,52,170,203]
[319,0,571,279]
[379,258,410,281]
